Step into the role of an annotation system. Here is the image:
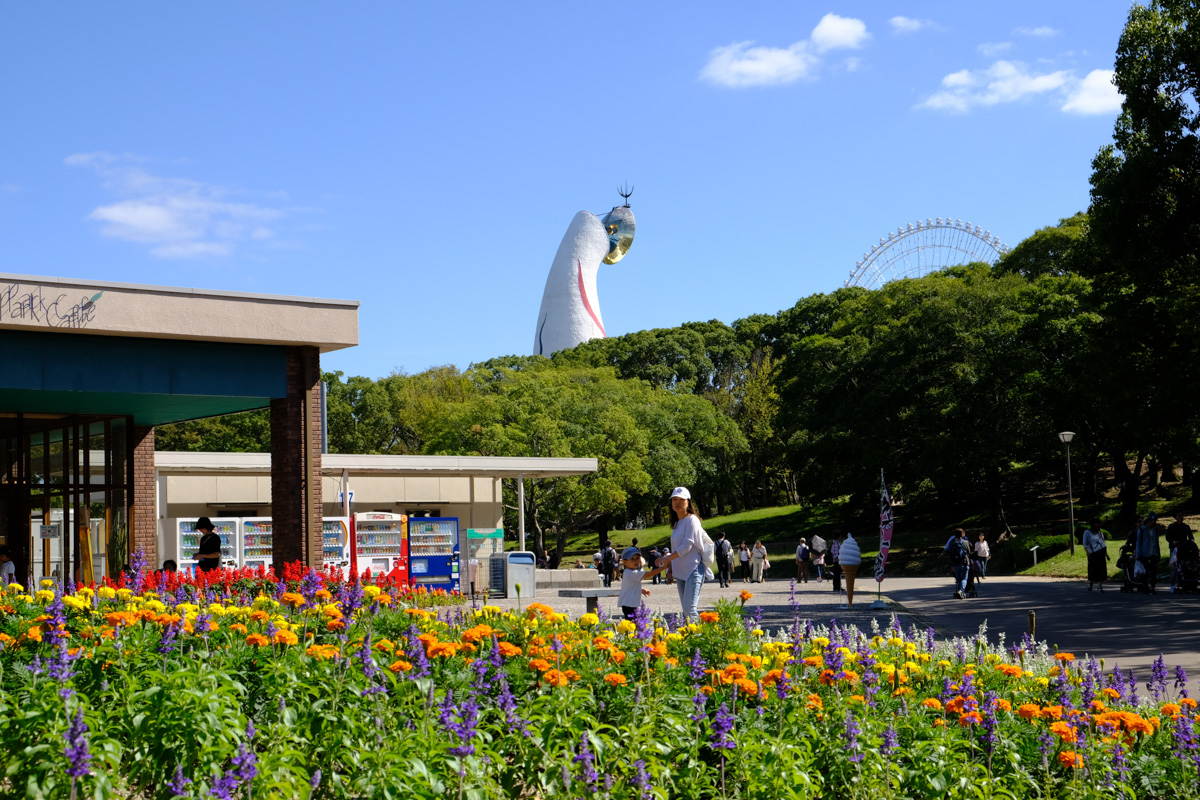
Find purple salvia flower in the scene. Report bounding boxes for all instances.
[1128,670,1140,706]
[1173,712,1199,765]
[843,711,863,763]
[633,759,652,800]
[1112,741,1129,783]
[690,690,708,723]
[688,649,707,684]
[405,625,431,678]
[168,765,192,797]
[881,722,898,757]
[1176,665,1190,699]
[64,707,93,778]
[127,549,148,593]
[228,722,258,784]
[939,677,955,705]
[158,615,184,656]
[573,732,599,790]
[804,618,815,640]
[28,654,44,678]
[1149,655,1168,702]
[980,692,1000,752]
[310,769,322,789]
[954,639,967,663]
[775,669,792,701]
[710,703,736,751]
[358,632,386,697]
[632,604,654,643]
[925,627,936,653]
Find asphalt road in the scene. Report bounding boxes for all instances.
[496,571,1199,684]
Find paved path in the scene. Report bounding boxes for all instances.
[485,572,1200,682]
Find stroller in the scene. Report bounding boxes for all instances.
[1174,538,1200,594]
[964,558,985,598]
[1117,543,1152,594]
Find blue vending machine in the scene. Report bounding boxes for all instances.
[406,517,460,591]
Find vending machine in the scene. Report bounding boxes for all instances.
[321,517,351,578]
[352,513,408,581]
[170,517,239,571]
[407,517,460,591]
[240,518,274,571]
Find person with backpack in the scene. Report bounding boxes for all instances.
[944,528,971,599]
[716,532,734,588]
[1135,513,1162,595]
[654,486,707,622]
[795,538,810,584]
[601,541,617,587]
[648,546,662,584]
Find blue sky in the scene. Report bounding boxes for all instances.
[1,2,1132,379]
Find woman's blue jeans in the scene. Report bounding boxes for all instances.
[676,563,704,622]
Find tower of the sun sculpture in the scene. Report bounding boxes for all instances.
[533,189,635,356]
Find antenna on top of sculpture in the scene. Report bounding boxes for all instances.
[533,189,637,356]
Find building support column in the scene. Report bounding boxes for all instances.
[131,425,157,570]
[271,345,323,573]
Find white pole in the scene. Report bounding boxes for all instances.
[1066,444,1076,556]
[517,473,526,552]
[341,469,350,517]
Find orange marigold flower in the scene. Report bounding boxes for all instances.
[959,712,983,727]
[604,673,627,687]
[249,610,270,622]
[245,633,270,647]
[1041,705,1064,720]
[649,642,668,659]
[273,629,299,646]
[803,656,824,668]
[461,624,496,644]
[1161,703,1182,718]
[738,590,753,603]
[593,637,613,650]
[497,642,522,658]
[762,669,786,687]
[1018,703,1041,721]
[1058,751,1083,769]
[306,644,340,660]
[427,642,459,658]
[700,685,715,695]
[1089,700,1107,713]
[1182,698,1198,710]
[388,659,413,673]
[1101,687,1121,700]
[849,694,866,704]
[1049,721,1076,743]
[893,687,913,697]
[735,678,759,697]
[933,719,946,728]
[806,693,823,710]
[722,663,749,681]
[280,592,306,608]
[26,625,43,642]
[542,669,573,687]
[699,612,720,624]
[230,623,248,634]
[528,658,552,672]
[818,669,836,686]
[997,663,1024,678]
[610,649,627,664]
[1054,652,1076,663]
[994,699,1012,713]
[946,696,967,715]
[922,698,943,712]
[326,619,346,631]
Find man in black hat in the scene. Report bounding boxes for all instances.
[195,517,223,573]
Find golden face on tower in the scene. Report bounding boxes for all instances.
[600,206,636,265]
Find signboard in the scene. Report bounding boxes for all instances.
[39,524,60,540]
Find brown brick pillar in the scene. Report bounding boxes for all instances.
[131,426,158,568]
[271,346,323,573]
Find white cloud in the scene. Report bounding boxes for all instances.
[811,13,870,51]
[65,152,295,259]
[918,61,1124,115]
[701,14,868,87]
[977,42,1013,57]
[844,57,862,72]
[1062,69,1122,114]
[889,16,934,34]
[1015,26,1060,37]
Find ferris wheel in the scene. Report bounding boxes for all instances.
[845,218,1010,289]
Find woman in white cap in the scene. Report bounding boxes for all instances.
[655,487,707,622]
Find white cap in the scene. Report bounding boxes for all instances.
[670,486,691,500]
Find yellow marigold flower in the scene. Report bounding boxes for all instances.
[887,636,904,648]
[616,620,636,635]
[35,590,55,604]
[207,603,227,617]
[363,585,382,599]
[116,588,132,600]
[8,582,25,592]
[62,595,90,612]
[936,660,952,669]
[40,579,54,588]
[811,637,830,648]
[579,613,599,627]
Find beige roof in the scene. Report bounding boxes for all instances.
[1,273,358,352]
[155,451,598,478]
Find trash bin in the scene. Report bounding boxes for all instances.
[505,551,537,601]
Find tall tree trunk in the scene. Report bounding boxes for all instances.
[1081,451,1099,504]
[1117,452,1145,524]
[986,464,1012,537]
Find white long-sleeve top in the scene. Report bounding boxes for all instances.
[670,515,706,576]
[1083,528,1107,555]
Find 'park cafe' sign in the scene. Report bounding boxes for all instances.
[0,280,103,329]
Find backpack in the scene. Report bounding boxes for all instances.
[700,528,716,581]
[946,538,969,566]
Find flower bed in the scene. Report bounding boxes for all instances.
[0,575,1197,799]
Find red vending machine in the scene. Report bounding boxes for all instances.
[351,513,409,584]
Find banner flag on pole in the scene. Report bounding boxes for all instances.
[874,470,894,583]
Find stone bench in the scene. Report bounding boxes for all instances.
[557,588,621,614]
[537,569,604,590]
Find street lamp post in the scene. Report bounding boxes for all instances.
[1059,432,1076,556]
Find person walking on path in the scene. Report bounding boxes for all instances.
[716,532,734,588]
[1166,512,1191,590]
[738,543,750,583]
[195,517,223,573]
[1083,518,1109,592]
[944,528,971,599]
[973,534,991,579]
[829,535,843,594]
[751,540,768,583]
[795,539,810,584]
[655,487,707,622]
[1135,514,1162,594]
[839,532,862,608]
[648,547,662,584]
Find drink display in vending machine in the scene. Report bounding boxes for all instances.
[240,518,274,571]
[173,518,239,571]
[322,517,351,578]
[352,513,408,581]
[406,517,460,591]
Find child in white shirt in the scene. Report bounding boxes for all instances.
[617,546,661,619]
